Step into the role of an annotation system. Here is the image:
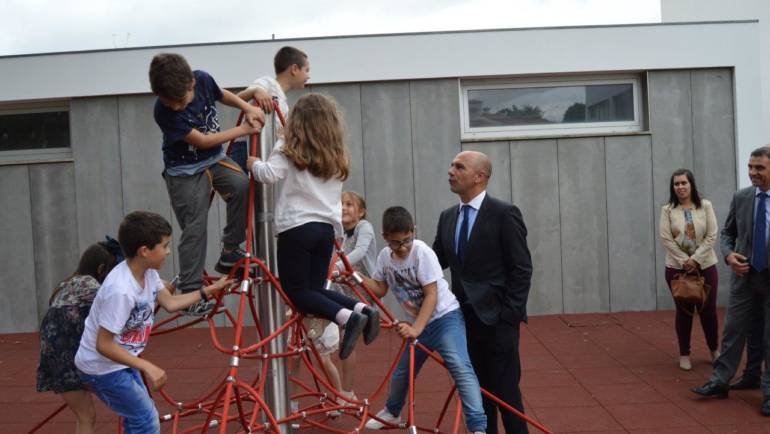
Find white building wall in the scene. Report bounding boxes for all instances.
[0,21,763,185]
[662,0,770,185]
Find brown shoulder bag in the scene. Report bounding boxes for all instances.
[671,271,710,313]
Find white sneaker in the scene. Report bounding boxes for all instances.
[679,355,692,371]
[365,408,400,429]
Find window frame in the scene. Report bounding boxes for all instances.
[0,102,73,166]
[460,74,644,141]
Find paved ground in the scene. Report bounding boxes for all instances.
[4,309,769,433]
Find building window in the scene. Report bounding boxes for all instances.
[461,75,644,140]
[0,104,72,165]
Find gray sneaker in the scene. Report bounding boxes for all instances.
[182,299,216,317]
[215,248,257,274]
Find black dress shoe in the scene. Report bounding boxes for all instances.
[730,375,761,390]
[691,381,729,398]
[339,312,367,360]
[762,399,770,417]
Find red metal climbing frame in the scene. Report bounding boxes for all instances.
[29,100,553,434]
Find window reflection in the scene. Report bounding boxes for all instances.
[468,84,634,128]
[0,111,70,152]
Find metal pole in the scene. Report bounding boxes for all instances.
[255,105,288,433]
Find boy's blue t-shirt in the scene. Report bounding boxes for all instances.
[154,70,225,173]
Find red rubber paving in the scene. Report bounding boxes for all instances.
[6,309,769,433]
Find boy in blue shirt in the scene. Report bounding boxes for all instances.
[360,206,486,434]
[149,53,263,315]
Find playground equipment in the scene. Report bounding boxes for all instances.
[29,100,553,434]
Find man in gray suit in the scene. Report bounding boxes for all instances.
[692,146,770,416]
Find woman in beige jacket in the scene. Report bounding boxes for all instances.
[659,168,720,371]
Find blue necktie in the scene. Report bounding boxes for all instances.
[752,192,768,271]
[457,205,470,264]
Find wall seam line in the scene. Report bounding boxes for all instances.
[556,139,565,314]
[603,136,612,313]
[26,165,40,323]
[358,83,367,203]
[116,96,125,217]
[408,82,418,226]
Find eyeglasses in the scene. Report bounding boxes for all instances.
[387,237,414,250]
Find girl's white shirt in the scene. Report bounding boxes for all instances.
[250,139,343,236]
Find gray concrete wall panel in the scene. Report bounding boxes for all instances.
[558,137,610,313]
[311,84,366,196]
[605,136,657,311]
[286,88,309,110]
[117,95,177,277]
[29,163,80,322]
[648,71,694,309]
[70,97,125,254]
[410,79,461,246]
[360,81,416,317]
[691,68,736,306]
[360,82,415,239]
[0,166,38,332]
[509,139,562,314]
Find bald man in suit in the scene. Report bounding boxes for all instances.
[434,151,532,434]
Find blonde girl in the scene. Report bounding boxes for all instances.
[334,191,378,399]
[248,93,379,360]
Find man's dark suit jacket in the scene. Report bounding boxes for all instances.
[433,194,532,326]
[720,186,769,266]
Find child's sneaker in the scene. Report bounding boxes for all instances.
[339,390,357,402]
[361,307,380,345]
[215,248,256,274]
[339,312,366,360]
[330,391,356,416]
[365,408,400,429]
[326,398,342,418]
[182,299,216,317]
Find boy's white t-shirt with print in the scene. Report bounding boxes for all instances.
[75,261,162,376]
[372,239,459,324]
[246,76,289,116]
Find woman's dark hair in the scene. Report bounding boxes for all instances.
[668,168,702,208]
[49,243,118,305]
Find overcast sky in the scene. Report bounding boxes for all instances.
[0,0,661,56]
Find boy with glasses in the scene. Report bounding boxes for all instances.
[360,206,486,434]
